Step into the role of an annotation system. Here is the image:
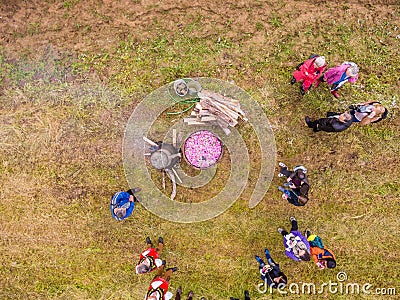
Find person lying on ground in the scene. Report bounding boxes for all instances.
[348,101,388,125]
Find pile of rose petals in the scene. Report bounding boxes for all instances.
[184,130,223,169]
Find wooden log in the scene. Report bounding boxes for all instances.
[166,169,177,200]
[201,97,239,119]
[200,104,233,125]
[199,90,248,121]
[199,116,218,122]
[184,120,209,126]
[201,92,245,119]
[143,136,158,146]
[200,99,239,125]
[172,129,177,148]
[199,90,240,106]
[216,119,231,134]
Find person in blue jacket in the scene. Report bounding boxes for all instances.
[110,188,141,220]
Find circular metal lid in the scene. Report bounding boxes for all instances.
[150,149,172,170]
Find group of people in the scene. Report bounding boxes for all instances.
[136,236,199,300]
[110,162,335,299]
[107,54,388,299]
[291,54,388,133]
[253,216,336,294]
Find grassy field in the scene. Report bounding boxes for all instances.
[1,1,400,299]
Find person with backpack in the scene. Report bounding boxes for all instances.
[110,188,141,220]
[305,112,353,133]
[291,55,327,95]
[278,217,311,262]
[305,229,337,269]
[317,61,359,98]
[145,266,178,300]
[255,248,287,289]
[136,237,166,275]
[277,163,309,206]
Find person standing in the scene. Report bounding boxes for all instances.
[305,112,353,133]
[255,248,287,289]
[145,266,178,300]
[136,237,165,275]
[278,217,310,262]
[318,61,359,98]
[277,163,309,206]
[291,55,327,95]
[305,229,337,270]
[348,101,388,125]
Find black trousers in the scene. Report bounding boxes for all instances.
[281,219,298,236]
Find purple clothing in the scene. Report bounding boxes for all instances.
[283,231,310,261]
[324,63,358,85]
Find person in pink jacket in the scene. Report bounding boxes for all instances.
[291,55,327,95]
[318,61,359,98]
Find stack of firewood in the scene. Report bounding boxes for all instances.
[183,89,248,135]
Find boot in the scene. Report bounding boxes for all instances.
[331,90,339,98]
[314,76,323,88]
[305,116,313,128]
[290,76,296,85]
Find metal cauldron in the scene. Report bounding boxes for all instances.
[150,143,180,170]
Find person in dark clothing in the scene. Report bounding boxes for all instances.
[255,248,287,289]
[278,186,302,206]
[277,163,309,206]
[230,290,250,300]
[305,112,353,132]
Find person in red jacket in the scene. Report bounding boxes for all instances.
[145,266,178,300]
[136,237,165,274]
[291,55,327,95]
